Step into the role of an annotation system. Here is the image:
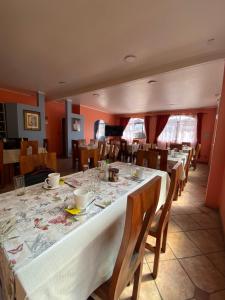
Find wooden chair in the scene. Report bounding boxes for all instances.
[182,142,191,147]
[93,176,161,300]
[43,138,49,151]
[20,140,38,156]
[191,143,201,170]
[180,149,193,192]
[78,148,100,170]
[79,139,86,146]
[20,153,57,175]
[136,150,158,169]
[169,143,182,151]
[72,140,80,169]
[146,162,182,279]
[0,140,3,187]
[150,149,168,171]
[119,139,128,162]
[132,139,139,144]
[98,141,106,160]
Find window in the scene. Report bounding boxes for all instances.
[122,118,146,143]
[96,120,105,140]
[158,115,197,147]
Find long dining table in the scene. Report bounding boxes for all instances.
[0,162,169,300]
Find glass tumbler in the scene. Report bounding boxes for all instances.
[13,175,25,196]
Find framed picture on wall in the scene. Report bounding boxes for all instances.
[24,110,41,131]
[72,118,81,132]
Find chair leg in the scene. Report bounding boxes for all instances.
[161,223,168,253]
[132,261,143,300]
[152,236,161,279]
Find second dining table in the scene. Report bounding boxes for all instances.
[0,162,169,300]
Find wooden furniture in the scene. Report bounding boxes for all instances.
[151,149,168,171]
[43,138,49,151]
[98,141,106,160]
[182,142,191,147]
[119,139,128,162]
[136,150,158,169]
[180,149,193,193]
[72,140,80,169]
[20,140,38,156]
[146,162,182,279]
[191,143,201,170]
[169,143,182,150]
[78,148,100,170]
[94,176,161,300]
[0,103,7,139]
[132,139,139,144]
[0,140,3,187]
[20,153,57,175]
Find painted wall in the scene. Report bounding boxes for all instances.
[206,66,225,232]
[0,88,37,105]
[79,105,118,143]
[116,107,216,163]
[66,100,84,157]
[45,101,65,156]
[5,92,46,145]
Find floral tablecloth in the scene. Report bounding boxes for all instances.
[0,162,169,300]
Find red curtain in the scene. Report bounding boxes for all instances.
[154,115,170,142]
[144,116,150,143]
[197,113,203,143]
[120,117,130,128]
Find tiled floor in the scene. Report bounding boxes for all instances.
[120,164,225,300]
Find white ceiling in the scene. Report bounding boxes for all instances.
[1,0,225,102]
[72,60,224,114]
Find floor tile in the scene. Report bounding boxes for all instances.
[120,264,161,300]
[168,220,183,233]
[209,290,225,300]
[171,205,203,215]
[207,251,225,276]
[167,232,202,258]
[186,229,225,254]
[172,214,202,230]
[190,213,221,229]
[145,243,176,263]
[149,260,195,300]
[180,255,225,293]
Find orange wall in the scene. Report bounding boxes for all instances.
[0,88,37,105]
[45,101,65,156]
[206,65,225,231]
[116,107,216,163]
[79,105,118,143]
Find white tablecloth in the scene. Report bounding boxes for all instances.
[0,162,168,300]
[3,147,47,164]
[167,152,188,180]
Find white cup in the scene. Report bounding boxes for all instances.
[136,168,144,179]
[45,173,60,188]
[74,188,91,210]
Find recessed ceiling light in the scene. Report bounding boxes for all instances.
[58,81,66,85]
[93,93,99,97]
[123,55,137,63]
[168,103,176,106]
[147,80,157,84]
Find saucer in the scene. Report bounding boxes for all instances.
[42,183,60,190]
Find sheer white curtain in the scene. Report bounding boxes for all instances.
[158,115,197,147]
[122,118,146,144]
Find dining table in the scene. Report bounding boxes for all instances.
[167,151,189,180]
[0,162,169,300]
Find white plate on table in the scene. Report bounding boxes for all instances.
[42,184,60,190]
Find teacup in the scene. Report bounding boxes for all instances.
[74,188,92,210]
[45,173,60,188]
[136,168,144,179]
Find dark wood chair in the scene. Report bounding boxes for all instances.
[182,142,191,147]
[98,141,106,160]
[136,150,158,169]
[169,143,182,151]
[180,149,194,192]
[119,139,128,162]
[78,148,100,170]
[146,162,182,279]
[43,138,49,151]
[72,140,80,169]
[191,143,201,170]
[20,153,57,175]
[0,140,3,187]
[132,139,139,144]
[20,140,38,156]
[93,176,161,300]
[150,149,168,171]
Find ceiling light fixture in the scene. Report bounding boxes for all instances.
[147,80,157,84]
[123,55,137,63]
[58,81,66,85]
[93,93,99,97]
[207,38,215,43]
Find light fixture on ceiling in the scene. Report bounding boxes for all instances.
[123,55,137,63]
[207,38,215,44]
[58,81,66,85]
[147,80,157,84]
[93,93,99,97]
[168,103,176,106]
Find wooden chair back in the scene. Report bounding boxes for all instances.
[156,162,182,233]
[20,153,57,175]
[119,139,128,161]
[136,150,158,169]
[150,149,168,171]
[108,143,116,161]
[78,148,100,170]
[43,139,49,151]
[0,140,3,186]
[195,143,201,159]
[185,149,193,182]
[132,139,139,144]
[79,139,86,146]
[182,142,191,146]
[98,141,106,160]
[107,177,161,299]
[72,140,80,169]
[20,140,38,156]
[170,143,182,150]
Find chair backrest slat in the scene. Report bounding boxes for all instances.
[20,153,57,175]
[109,176,161,298]
[21,140,38,156]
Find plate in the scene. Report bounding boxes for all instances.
[42,184,60,190]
